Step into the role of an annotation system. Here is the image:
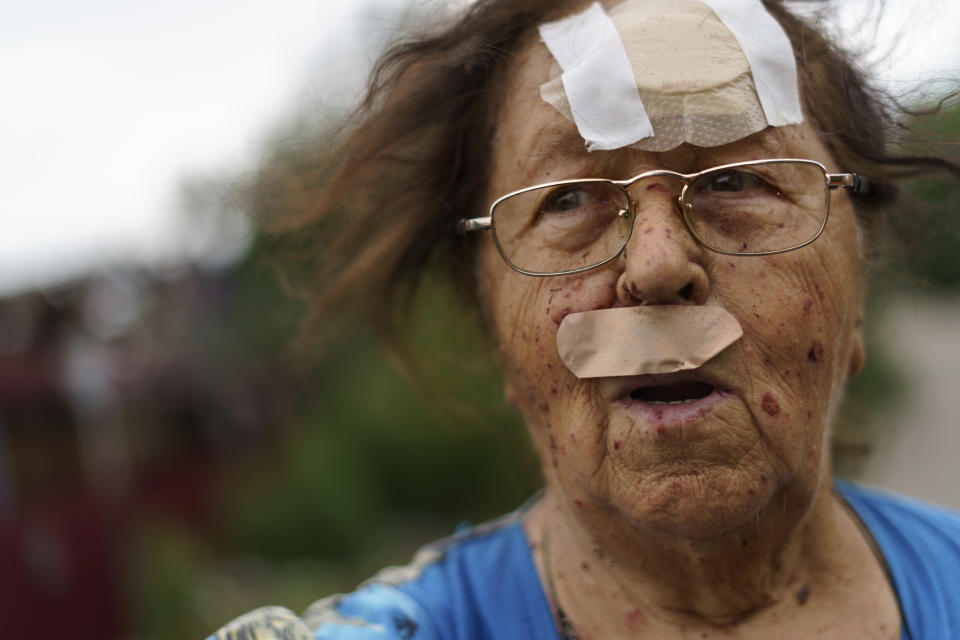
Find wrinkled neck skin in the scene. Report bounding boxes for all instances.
[527,458,826,623]
[524,463,893,638]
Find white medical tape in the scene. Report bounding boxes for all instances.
[689,0,802,126]
[538,2,654,151]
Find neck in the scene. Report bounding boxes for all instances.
[526,476,856,634]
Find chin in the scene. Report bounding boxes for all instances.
[603,462,787,541]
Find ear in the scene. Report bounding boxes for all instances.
[503,374,521,408]
[847,313,865,377]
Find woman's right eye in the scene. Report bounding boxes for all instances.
[540,186,595,214]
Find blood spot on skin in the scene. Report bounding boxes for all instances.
[539,403,549,413]
[728,262,736,269]
[574,499,584,508]
[802,298,813,315]
[762,393,781,417]
[613,440,622,450]
[656,426,667,435]
[759,473,769,484]
[569,433,577,444]
[664,228,672,238]
[797,584,810,605]
[644,226,655,235]
[581,561,590,570]
[807,340,825,363]
[625,608,644,630]
[654,408,664,420]
[814,283,825,301]
[549,435,559,467]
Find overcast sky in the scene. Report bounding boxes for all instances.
[1,0,957,295]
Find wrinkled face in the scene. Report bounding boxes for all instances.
[477,41,865,539]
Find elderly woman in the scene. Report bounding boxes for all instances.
[212,0,960,638]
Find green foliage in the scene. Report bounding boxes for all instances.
[882,103,960,291]
[215,275,539,567]
[127,519,211,640]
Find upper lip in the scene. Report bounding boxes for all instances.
[597,369,730,403]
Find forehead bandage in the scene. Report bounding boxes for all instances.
[557,306,743,378]
[537,0,803,152]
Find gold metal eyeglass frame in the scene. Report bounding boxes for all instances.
[456,158,867,277]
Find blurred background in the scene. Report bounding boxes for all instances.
[1,1,958,638]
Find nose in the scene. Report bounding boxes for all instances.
[614,182,710,307]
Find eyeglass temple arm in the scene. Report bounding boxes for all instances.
[456,216,492,235]
[828,173,869,194]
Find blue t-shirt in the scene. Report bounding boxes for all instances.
[211,482,960,640]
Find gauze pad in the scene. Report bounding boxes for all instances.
[557,306,742,378]
[538,0,803,152]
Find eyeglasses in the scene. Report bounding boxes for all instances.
[457,158,867,277]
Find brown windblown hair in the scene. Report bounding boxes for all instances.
[249,0,958,347]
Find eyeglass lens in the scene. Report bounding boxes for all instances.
[490,161,829,275]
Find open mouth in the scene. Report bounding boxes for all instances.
[629,381,715,405]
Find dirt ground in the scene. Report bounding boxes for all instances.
[855,295,960,510]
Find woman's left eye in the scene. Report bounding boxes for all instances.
[702,170,766,193]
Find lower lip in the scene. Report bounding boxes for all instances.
[615,388,731,428]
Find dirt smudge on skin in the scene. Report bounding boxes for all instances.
[796,584,810,605]
[762,393,781,417]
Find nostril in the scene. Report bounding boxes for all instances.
[679,282,693,300]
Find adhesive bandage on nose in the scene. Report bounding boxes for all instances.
[557,306,743,378]
[537,0,803,152]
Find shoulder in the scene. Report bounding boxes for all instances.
[835,479,960,639]
[208,509,556,640]
[835,479,960,551]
